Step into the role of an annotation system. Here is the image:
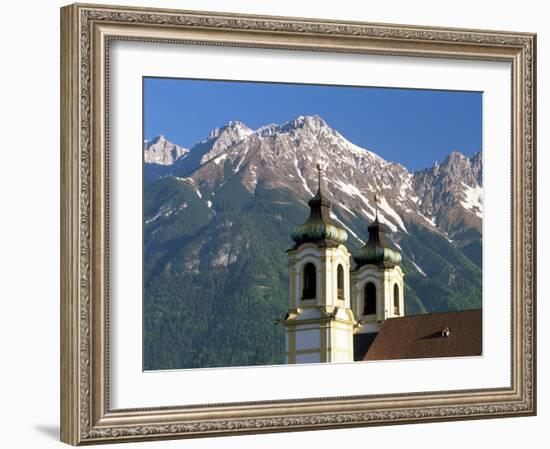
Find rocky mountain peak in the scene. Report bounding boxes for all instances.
[412,148,483,240]
[441,151,472,178]
[144,135,188,166]
[207,120,252,140]
[144,116,483,246]
[471,151,483,186]
[200,121,254,164]
[257,114,331,138]
[290,114,327,129]
[146,134,166,145]
[417,150,481,190]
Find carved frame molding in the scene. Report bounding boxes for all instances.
[60,3,536,445]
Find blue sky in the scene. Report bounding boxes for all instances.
[143,77,482,171]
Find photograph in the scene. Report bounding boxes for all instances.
[142,78,483,370]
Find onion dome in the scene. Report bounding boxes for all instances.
[353,217,402,268]
[291,164,348,247]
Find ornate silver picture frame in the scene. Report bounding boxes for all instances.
[60,3,536,445]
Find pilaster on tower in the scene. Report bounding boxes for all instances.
[282,163,356,364]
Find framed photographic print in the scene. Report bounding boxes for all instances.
[60,3,537,445]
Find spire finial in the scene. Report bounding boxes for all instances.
[374,193,380,221]
[316,162,324,193]
[315,144,326,194]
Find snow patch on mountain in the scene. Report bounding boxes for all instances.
[338,204,358,217]
[360,208,375,221]
[243,165,259,192]
[330,211,365,244]
[418,212,437,227]
[294,158,314,197]
[333,180,375,215]
[233,154,247,173]
[377,216,398,233]
[412,260,427,276]
[213,153,228,165]
[378,196,408,234]
[460,182,483,218]
[145,203,188,224]
[175,176,193,184]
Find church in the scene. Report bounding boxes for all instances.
[281,163,482,364]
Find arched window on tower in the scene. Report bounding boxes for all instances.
[394,283,400,315]
[302,263,317,300]
[337,264,345,299]
[364,282,376,315]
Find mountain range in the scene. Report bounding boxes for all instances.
[143,115,482,370]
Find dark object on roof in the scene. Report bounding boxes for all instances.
[360,309,482,361]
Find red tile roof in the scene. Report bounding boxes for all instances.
[357,309,482,361]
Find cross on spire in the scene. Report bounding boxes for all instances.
[374,193,380,221]
[315,145,326,194]
[316,162,324,193]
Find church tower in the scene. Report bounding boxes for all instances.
[282,164,356,364]
[351,200,405,335]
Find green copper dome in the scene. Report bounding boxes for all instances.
[291,166,348,247]
[353,218,402,268]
